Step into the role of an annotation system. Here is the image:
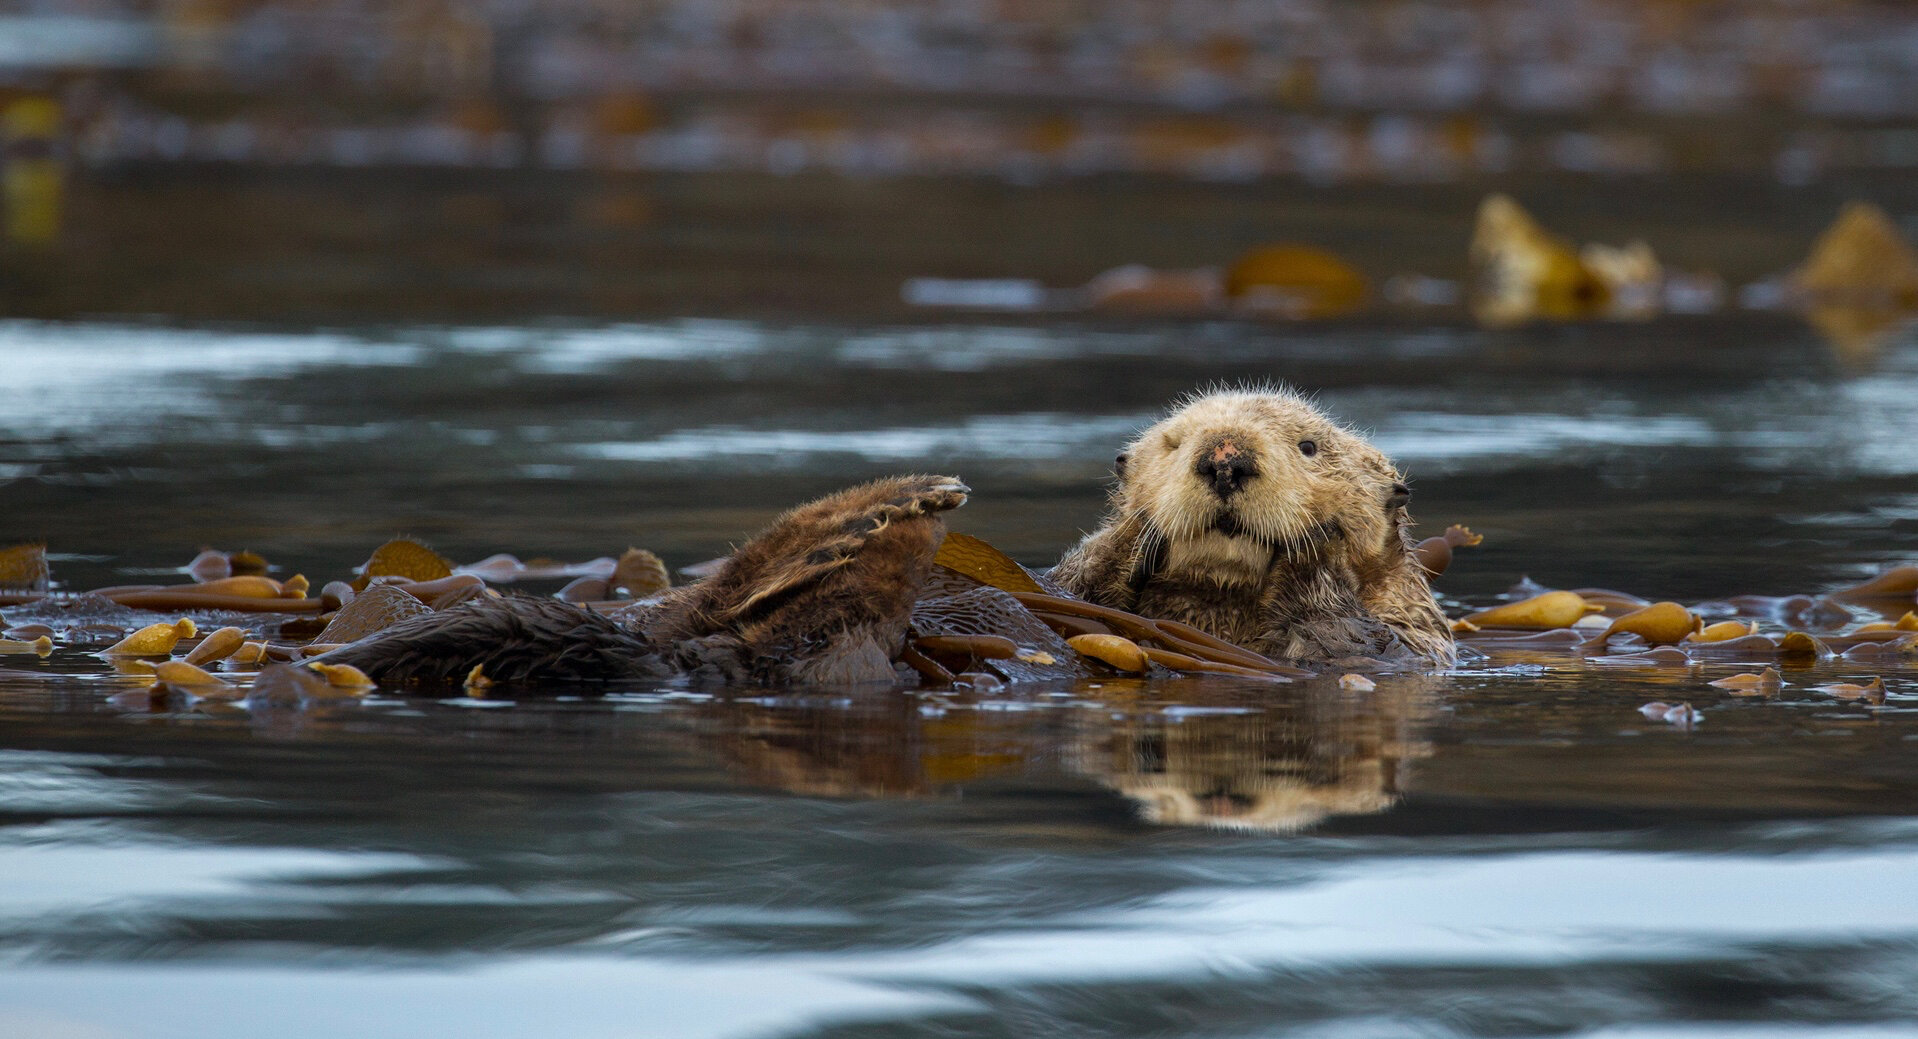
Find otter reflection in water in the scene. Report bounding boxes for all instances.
[1067,678,1436,831]
[674,680,1436,833]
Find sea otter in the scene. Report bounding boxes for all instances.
[1050,387,1454,669]
[320,389,1449,685]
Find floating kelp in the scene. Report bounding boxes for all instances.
[1788,203,1918,367]
[610,549,671,598]
[1469,195,1609,326]
[183,626,248,666]
[1013,589,1309,679]
[15,517,1913,711]
[1853,611,1918,633]
[0,542,50,594]
[1222,244,1368,319]
[1580,602,1701,653]
[102,619,196,657]
[1413,525,1482,577]
[1690,621,1759,643]
[305,661,375,691]
[1779,631,1832,663]
[1709,668,1781,695]
[1463,590,1600,630]
[1069,634,1148,673]
[1833,565,1918,603]
[1792,202,1918,309]
[172,576,293,598]
[1814,676,1887,704]
[1468,194,1678,326]
[1579,240,1662,319]
[1567,588,1655,618]
[932,532,1047,595]
[353,538,457,590]
[0,635,52,656]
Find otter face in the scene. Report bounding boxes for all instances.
[1116,389,1403,579]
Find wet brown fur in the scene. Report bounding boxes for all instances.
[1051,388,1454,669]
[323,475,967,686]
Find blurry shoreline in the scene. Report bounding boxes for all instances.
[7,164,1915,323]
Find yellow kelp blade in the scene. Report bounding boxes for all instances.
[0,542,49,592]
[1223,244,1368,319]
[933,532,1045,595]
[353,538,456,590]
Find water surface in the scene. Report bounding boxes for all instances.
[2,315,1916,1038]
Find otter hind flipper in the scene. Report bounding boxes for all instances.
[315,596,672,686]
[659,475,968,683]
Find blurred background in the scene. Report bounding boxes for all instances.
[2,0,1917,320]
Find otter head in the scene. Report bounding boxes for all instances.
[1114,388,1408,583]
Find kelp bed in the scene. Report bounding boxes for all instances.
[1,532,1914,718]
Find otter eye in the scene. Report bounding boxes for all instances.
[1298,440,1318,457]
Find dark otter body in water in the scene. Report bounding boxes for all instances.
[321,475,967,685]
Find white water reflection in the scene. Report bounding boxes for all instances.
[0,960,974,1039]
[842,848,1918,983]
[7,319,1917,480]
[437,319,784,372]
[0,840,433,919]
[0,320,421,441]
[0,845,1913,1038]
[574,412,1150,467]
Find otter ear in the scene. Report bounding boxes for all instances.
[1386,481,1411,511]
[1114,452,1128,479]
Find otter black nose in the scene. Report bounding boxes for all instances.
[1198,441,1258,499]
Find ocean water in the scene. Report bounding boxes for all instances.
[2,314,1916,1038]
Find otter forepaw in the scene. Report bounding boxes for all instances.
[827,475,968,540]
[884,475,970,517]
